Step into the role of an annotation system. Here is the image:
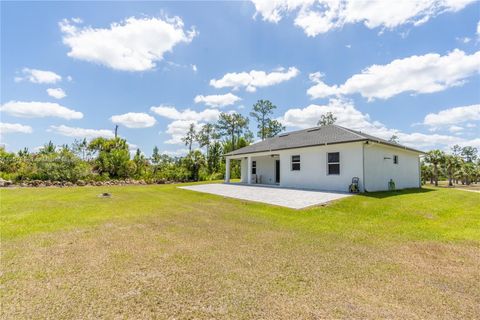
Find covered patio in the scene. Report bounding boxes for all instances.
[225,152,280,185]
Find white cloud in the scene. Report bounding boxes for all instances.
[49,125,114,139]
[448,125,464,133]
[150,105,220,122]
[194,93,241,108]
[307,49,480,100]
[191,64,198,72]
[395,132,462,148]
[461,138,480,149]
[0,101,83,119]
[477,20,480,36]
[151,105,222,145]
[456,37,471,44]
[60,16,197,72]
[110,112,157,128]
[423,104,480,127]
[279,98,466,149]
[281,98,396,138]
[14,68,62,84]
[46,88,67,99]
[0,122,33,135]
[251,0,475,37]
[164,120,199,145]
[210,67,299,92]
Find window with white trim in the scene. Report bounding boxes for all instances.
[252,161,257,174]
[327,152,340,175]
[291,155,300,171]
[393,155,398,164]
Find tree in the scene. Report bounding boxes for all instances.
[425,149,445,186]
[133,149,149,178]
[40,141,56,154]
[18,147,29,158]
[88,137,133,178]
[233,113,250,147]
[151,146,161,165]
[197,123,219,173]
[182,123,197,152]
[72,138,89,161]
[451,144,462,157]
[250,99,278,140]
[443,154,462,187]
[388,135,399,144]
[216,112,249,150]
[197,124,216,154]
[461,146,478,163]
[183,150,205,181]
[461,162,476,185]
[420,161,433,185]
[264,119,285,138]
[208,141,223,174]
[317,112,337,126]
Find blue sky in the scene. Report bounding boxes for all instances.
[1,1,479,156]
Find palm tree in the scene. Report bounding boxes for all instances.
[421,162,433,185]
[443,155,462,187]
[425,150,445,186]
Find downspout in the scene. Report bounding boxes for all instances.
[418,156,422,188]
[362,141,367,192]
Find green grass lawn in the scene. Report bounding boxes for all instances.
[1,184,479,319]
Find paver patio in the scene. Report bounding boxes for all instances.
[179,183,352,209]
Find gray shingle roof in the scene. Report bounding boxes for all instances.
[225,125,423,156]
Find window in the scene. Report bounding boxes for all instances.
[291,155,300,171]
[327,152,340,175]
[393,155,398,164]
[252,161,257,174]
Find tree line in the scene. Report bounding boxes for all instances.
[422,146,479,186]
[0,100,285,184]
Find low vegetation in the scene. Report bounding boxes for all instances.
[1,184,479,318]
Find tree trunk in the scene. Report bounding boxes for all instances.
[434,164,438,186]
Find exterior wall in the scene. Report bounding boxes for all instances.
[363,143,420,191]
[277,142,365,192]
[252,155,278,184]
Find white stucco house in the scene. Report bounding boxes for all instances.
[224,125,424,192]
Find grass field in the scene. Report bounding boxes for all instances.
[1,184,479,319]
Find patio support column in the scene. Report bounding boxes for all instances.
[247,156,252,184]
[225,157,230,183]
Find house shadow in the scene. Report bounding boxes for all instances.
[361,187,435,199]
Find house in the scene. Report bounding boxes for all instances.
[224,125,424,192]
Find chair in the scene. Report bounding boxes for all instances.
[349,177,360,193]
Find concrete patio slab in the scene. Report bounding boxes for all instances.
[179,183,352,209]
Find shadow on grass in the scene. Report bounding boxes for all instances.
[361,187,436,199]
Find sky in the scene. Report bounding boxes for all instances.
[1,0,479,156]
